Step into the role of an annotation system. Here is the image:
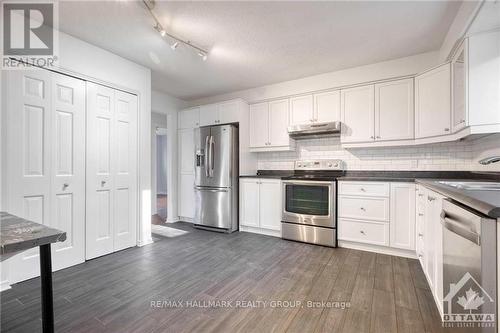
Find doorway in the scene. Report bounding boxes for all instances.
[155,127,168,223]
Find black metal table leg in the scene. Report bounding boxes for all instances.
[39,244,54,333]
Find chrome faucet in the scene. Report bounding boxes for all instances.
[478,156,500,165]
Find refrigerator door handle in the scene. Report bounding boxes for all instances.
[209,135,215,177]
[204,135,210,177]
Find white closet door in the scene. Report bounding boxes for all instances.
[86,83,138,259]
[7,70,52,283]
[113,90,138,252]
[50,73,86,270]
[86,83,115,259]
[7,70,85,283]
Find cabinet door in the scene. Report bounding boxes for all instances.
[179,174,195,219]
[269,99,290,146]
[341,85,375,143]
[259,180,282,231]
[178,107,200,129]
[389,183,416,250]
[178,129,195,174]
[199,104,218,126]
[289,95,313,125]
[375,78,414,141]
[424,191,437,291]
[249,102,269,148]
[451,41,467,133]
[218,100,240,124]
[433,193,444,315]
[415,63,451,138]
[314,90,341,123]
[239,179,260,227]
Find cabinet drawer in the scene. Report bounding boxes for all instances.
[339,196,389,222]
[338,219,389,246]
[338,181,389,197]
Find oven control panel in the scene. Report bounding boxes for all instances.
[294,159,344,170]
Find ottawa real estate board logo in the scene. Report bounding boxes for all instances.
[2,1,58,69]
[443,272,495,329]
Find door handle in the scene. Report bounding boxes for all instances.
[204,136,210,177]
[209,135,215,177]
[195,187,228,193]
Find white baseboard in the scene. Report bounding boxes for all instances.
[178,217,194,223]
[137,237,154,247]
[166,217,180,223]
[338,240,417,259]
[239,225,281,238]
[0,280,11,292]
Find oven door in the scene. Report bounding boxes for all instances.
[282,180,335,228]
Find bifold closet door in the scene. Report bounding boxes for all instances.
[86,83,138,259]
[6,70,86,283]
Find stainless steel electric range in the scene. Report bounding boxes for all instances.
[281,159,345,247]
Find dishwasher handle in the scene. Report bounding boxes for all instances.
[440,210,481,246]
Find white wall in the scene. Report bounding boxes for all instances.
[189,51,439,105]
[151,90,188,223]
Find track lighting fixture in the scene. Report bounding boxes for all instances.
[143,0,208,60]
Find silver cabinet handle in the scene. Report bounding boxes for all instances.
[360,207,366,211]
[444,128,450,132]
[376,136,380,139]
[360,230,366,235]
[418,213,424,216]
[427,196,436,201]
[360,187,366,192]
[418,233,423,237]
[418,254,423,258]
[460,119,465,124]
[63,183,69,190]
[101,180,106,186]
[370,136,374,139]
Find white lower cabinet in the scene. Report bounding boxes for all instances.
[179,174,195,219]
[338,181,416,254]
[390,183,416,250]
[417,185,444,317]
[239,178,281,235]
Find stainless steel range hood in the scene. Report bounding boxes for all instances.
[288,121,341,139]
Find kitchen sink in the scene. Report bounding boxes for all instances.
[437,181,500,191]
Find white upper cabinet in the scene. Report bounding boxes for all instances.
[415,63,451,139]
[199,100,240,126]
[314,90,341,123]
[268,99,290,147]
[218,100,240,124]
[249,102,269,148]
[341,85,375,143]
[375,78,414,141]
[178,107,200,129]
[451,40,467,133]
[249,99,293,151]
[199,104,219,126]
[289,95,313,125]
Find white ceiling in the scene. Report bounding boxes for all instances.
[59,1,461,101]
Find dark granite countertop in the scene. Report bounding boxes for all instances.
[0,212,66,257]
[415,180,500,218]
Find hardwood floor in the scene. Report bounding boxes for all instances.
[1,222,455,333]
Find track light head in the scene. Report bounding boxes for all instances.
[198,51,208,61]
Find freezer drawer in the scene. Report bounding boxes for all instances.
[194,187,236,232]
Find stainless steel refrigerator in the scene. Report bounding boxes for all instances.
[194,124,239,233]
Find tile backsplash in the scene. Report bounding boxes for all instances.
[257,134,500,172]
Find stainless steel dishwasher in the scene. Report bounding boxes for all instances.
[441,199,497,332]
